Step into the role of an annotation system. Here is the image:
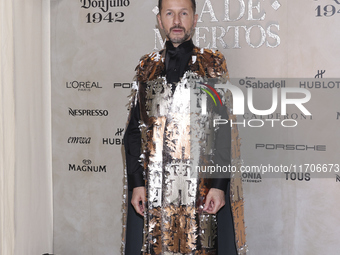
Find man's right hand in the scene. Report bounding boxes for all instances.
[131,186,145,216]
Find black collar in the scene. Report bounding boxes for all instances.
[165,39,194,58]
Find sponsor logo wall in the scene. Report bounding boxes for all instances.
[51,0,340,254]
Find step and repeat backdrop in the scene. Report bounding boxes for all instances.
[51,0,340,254]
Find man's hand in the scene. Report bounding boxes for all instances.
[203,188,225,214]
[131,186,145,216]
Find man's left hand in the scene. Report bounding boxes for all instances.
[203,188,225,214]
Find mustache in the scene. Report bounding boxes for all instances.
[170,25,186,32]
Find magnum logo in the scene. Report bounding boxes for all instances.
[69,159,107,173]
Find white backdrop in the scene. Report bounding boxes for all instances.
[51,1,340,255]
[0,0,52,255]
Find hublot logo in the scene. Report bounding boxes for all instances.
[103,127,125,145]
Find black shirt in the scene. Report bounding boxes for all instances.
[165,39,194,86]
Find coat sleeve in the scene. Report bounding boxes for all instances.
[211,103,231,192]
[123,101,145,190]
[208,52,231,192]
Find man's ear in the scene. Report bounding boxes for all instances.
[157,14,164,29]
[193,13,198,28]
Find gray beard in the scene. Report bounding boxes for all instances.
[166,26,195,45]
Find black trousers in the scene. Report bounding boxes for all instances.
[124,180,237,255]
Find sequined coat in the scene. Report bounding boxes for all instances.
[122,47,247,255]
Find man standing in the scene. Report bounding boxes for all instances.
[123,0,246,254]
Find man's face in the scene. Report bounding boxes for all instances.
[157,0,198,47]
